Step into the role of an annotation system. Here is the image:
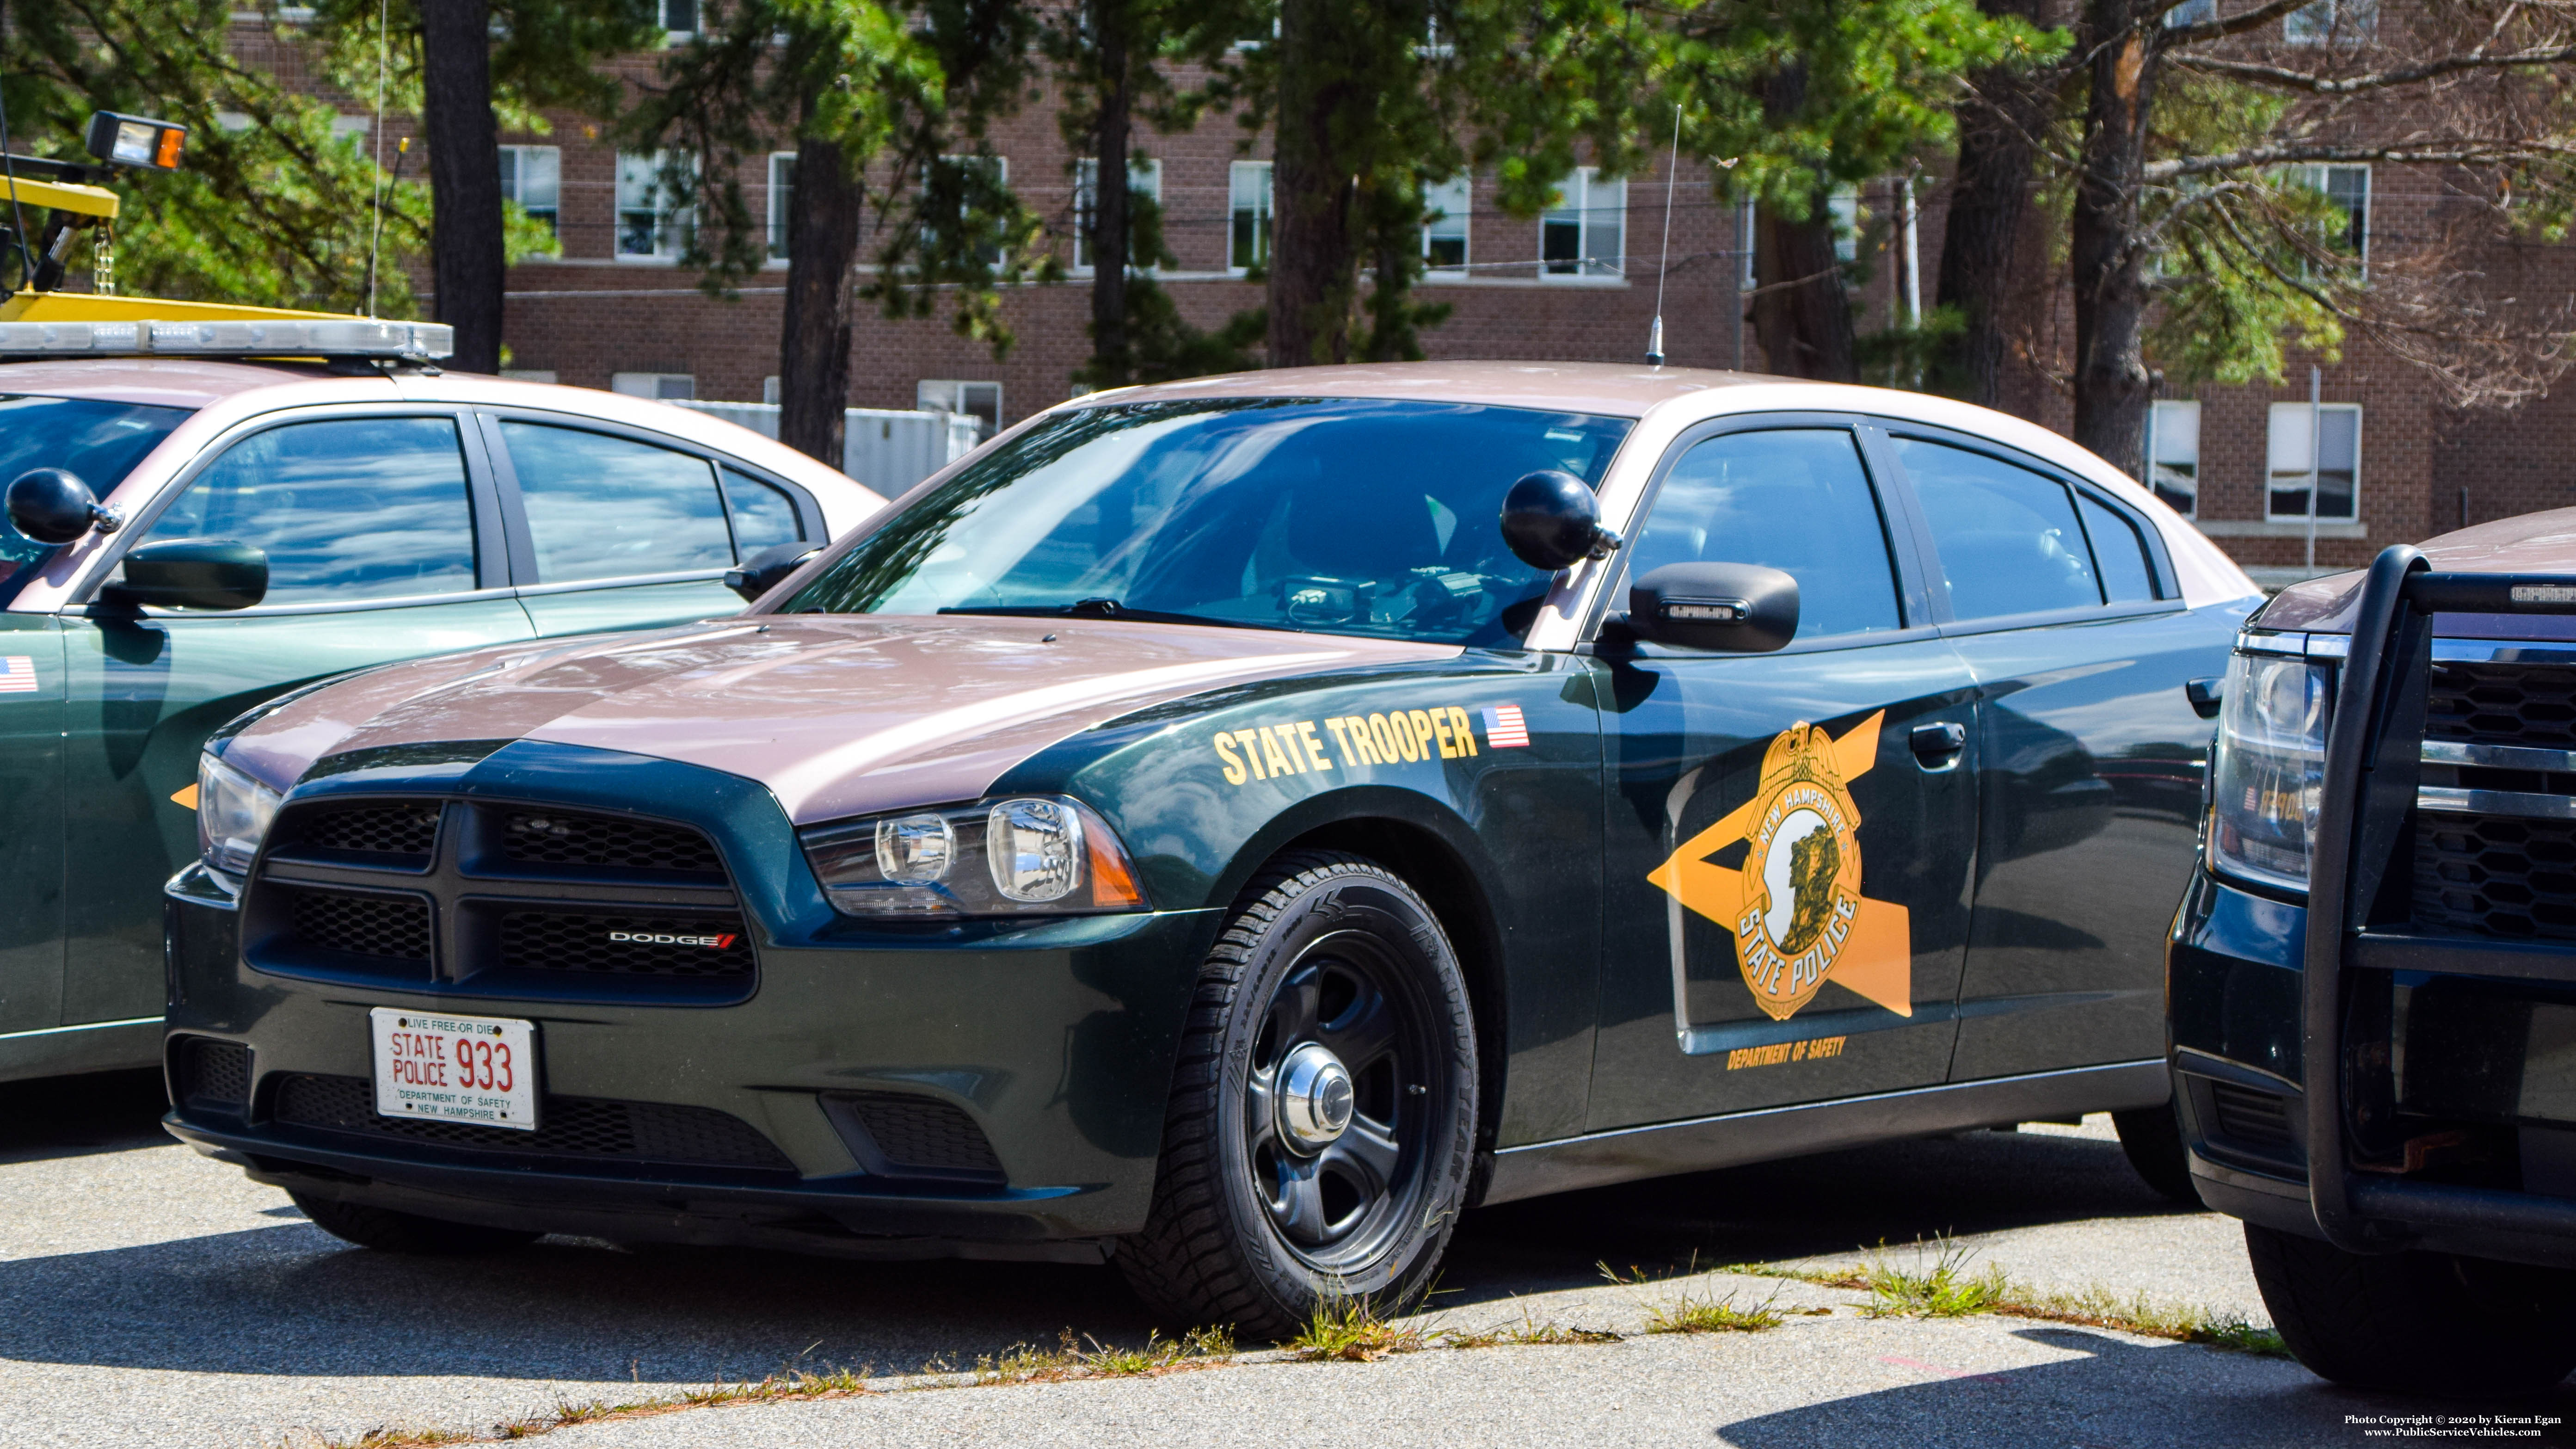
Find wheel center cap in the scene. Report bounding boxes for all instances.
[1277,1042,1355,1150]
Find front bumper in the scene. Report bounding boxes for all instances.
[165,856,1220,1256]
[2171,868,2576,1270]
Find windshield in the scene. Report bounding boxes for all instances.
[0,394,191,604]
[783,397,1632,646]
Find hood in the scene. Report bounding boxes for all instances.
[226,616,1455,825]
[2257,506,2576,641]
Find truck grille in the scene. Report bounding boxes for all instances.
[2415,816,2576,943]
[2428,661,2576,748]
[272,1073,793,1171]
[498,911,755,978]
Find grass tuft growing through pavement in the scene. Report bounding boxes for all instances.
[973,1326,1236,1384]
[1723,1235,2291,1358]
[1600,1259,1789,1334]
[1438,1303,1624,1349]
[1284,1285,1430,1361]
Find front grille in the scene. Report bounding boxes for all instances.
[178,1039,250,1112]
[836,1092,1003,1175]
[271,1073,793,1171]
[2210,1082,2297,1154]
[289,889,433,963]
[500,810,721,876]
[498,912,754,977]
[2416,815,2576,942]
[2429,661,2576,748]
[299,802,440,859]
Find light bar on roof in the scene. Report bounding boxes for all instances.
[0,318,454,360]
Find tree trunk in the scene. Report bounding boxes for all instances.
[418,0,504,372]
[1747,65,1856,382]
[1088,6,1132,386]
[2069,0,2160,477]
[1266,0,1359,367]
[1935,0,2059,410]
[777,131,862,469]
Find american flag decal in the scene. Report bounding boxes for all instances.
[1482,703,1531,748]
[0,656,33,695]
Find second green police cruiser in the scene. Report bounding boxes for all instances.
[162,363,2257,1333]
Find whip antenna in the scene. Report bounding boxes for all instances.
[1646,103,1680,367]
[365,0,389,317]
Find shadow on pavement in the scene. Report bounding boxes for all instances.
[0,1111,2203,1384]
[1719,1326,2576,1449]
[0,1069,171,1166]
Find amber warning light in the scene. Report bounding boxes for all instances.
[83,111,186,172]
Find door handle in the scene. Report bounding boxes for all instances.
[1909,721,1968,770]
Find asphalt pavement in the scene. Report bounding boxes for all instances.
[3,1070,2565,1448]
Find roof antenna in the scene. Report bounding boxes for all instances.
[1646,102,1680,367]
[364,0,389,318]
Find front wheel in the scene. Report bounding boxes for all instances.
[1118,852,1478,1340]
[2245,1222,2576,1394]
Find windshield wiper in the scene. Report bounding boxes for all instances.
[938,598,1289,631]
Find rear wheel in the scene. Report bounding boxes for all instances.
[290,1192,541,1255]
[2112,1100,2198,1204]
[1118,852,1477,1340]
[2245,1222,2576,1394]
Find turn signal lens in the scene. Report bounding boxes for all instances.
[803,795,1146,919]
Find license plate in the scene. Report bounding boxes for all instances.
[369,1008,537,1131]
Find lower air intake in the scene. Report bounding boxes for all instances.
[829,1092,1004,1178]
[2210,1082,2297,1156]
[271,1073,793,1171]
[178,1039,251,1113]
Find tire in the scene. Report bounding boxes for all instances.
[290,1192,542,1255]
[1118,851,1478,1341]
[2112,1100,2199,1205]
[2245,1222,2576,1395]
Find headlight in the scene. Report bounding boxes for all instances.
[2207,650,2331,892]
[801,795,1146,918]
[197,751,283,878]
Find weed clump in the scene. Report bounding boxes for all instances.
[1600,1260,1789,1334]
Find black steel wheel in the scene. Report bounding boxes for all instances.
[1119,851,1477,1338]
[2246,1222,2576,1394]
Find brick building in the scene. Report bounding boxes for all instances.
[294,7,2574,589]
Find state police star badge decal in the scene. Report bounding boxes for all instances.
[1645,711,1913,1022]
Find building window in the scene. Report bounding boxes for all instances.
[2267,402,2361,521]
[1073,157,1162,273]
[1422,177,1469,274]
[610,372,696,401]
[1541,168,1624,280]
[498,145,559,237]
[1230,161,1273,273]
[2146,400,2200,517]
[1828,184,1861,265]
[768,153,795,261]
[615,151,693,259]
[2283,162,2370,269]
[2285,0,2375,44]
[918,380,1002,440]
[659,0,698,37]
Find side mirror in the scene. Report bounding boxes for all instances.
[1627,561,1799,653]
[105,539,269,611]
[1500,470,1623,572]
[725,541,821,604]
[6,468,120,545]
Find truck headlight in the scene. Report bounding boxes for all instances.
[801,796,1146,918]
[197,751,282,879]
[2207,650,2331,892]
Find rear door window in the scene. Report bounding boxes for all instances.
[1893,437,2103,622]
[132,416,477,605]
[500,422,734,584]
[2077,493,2158,603]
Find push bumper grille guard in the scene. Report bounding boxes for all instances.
[2307,544,2576,1253]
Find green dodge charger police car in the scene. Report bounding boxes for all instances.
[161,362,2258,1333]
